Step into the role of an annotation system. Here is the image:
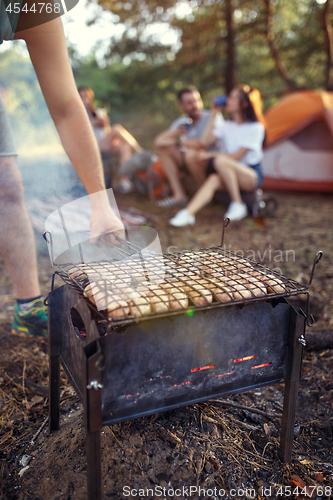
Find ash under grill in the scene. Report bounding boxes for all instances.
[54,244,309,328]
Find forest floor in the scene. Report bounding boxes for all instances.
[1,185,333,500]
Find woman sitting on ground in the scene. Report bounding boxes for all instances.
[78,86,143,192]
[169,84,265,225]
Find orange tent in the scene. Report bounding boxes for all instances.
[262,90,333,192]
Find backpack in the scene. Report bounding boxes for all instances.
[132,158,170,201]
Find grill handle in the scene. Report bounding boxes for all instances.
[43,230,55,266]
[221,217,230,247]
[308,251,323,287]
[304,251,323,327]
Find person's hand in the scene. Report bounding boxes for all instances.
[176,125,189,137]
[198,150,217,161]
[90,204,125,245]
[94,116,108,128]
[210,98,222,113]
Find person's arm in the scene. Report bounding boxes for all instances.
[225,147,249,161]
[199,147,249,162]
[200,107,221,149]
[16,18,124,237]
[179,138,205,150]
[154,127,182,148]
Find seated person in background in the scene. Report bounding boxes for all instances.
[169,84,265,226]
[78,86,143,192]
[154,85,224,207]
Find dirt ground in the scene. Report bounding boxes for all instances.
[1,189,333,500]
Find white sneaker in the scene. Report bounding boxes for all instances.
[224,201,248,221]
[117,178,134,193]
[169,209,195,227]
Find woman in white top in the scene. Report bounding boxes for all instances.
[170,85,266,225]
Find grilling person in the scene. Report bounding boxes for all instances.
[169,85,266,226]
[0,5,124,337]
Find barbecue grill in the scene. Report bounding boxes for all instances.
[44,223,322,500]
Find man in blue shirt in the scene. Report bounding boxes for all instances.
[154,86,223,207]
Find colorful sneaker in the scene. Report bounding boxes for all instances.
[11,299,48,338]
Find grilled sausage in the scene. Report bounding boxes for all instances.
[160,282,188,309]
[83,281,129,318]
[237,273,267,297]
[173,279,213,306]
[67,266,88,280]
[198,278,233,302]
[112,285,151,317]
[265,274,285,293]
[136,283,169,313]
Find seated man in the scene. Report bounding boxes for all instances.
[154,85,223,207]
[78,86,143,192]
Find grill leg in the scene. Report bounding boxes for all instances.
[48,286,63,432]
[86,431,102,500]
[279,306,306,462]
[49,354,60,431]
[84,339,103,500]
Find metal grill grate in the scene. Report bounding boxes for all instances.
[53,241,309,327]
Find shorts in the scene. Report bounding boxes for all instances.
[0,93,17,157]
[206,158,263,188]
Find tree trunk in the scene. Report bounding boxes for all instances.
[225,0,236,93]
[323,0,333,90]
[263,0,299,91]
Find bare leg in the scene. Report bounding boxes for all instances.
[0,157,40,299]
[155,145,187,202]
[117,142,133,164]
[98,124,142,155]
[184,149,207,188]
[187,174,223,215]
[213,154,257,203]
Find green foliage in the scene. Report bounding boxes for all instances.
[0,44,56,147]
[2,0,333,150]
[79,0,333,130]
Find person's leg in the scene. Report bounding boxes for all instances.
[0,156,40,299]
[98,124,142,156]
[169,174,222,227]
[213,154,257,202]
[0,156,47,337]
[99,125,143,192]
[117,142,133,164]
[187,174,223,215]
[183,148,207,188]
[212,155,258,221]
[155,145,187,202]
